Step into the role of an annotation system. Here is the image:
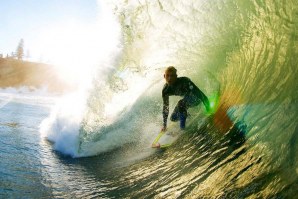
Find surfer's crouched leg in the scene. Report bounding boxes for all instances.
[179,114,186,129]
[170,106,180,122]
[170,99,188,129]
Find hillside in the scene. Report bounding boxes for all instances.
[0,58,73,93]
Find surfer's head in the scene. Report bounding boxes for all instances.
[164,66,177,85]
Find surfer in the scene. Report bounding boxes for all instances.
[162,66,210,131]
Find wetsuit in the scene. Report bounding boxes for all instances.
[162,77,209,129]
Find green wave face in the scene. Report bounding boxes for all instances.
[77,1,298,197]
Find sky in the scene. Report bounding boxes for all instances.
[0,0,99,59]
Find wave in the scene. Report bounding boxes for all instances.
[40,0,297,196]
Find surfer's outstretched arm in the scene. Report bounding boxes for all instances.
[162,95,169,130]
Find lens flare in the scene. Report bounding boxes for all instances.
[206,92,220,115]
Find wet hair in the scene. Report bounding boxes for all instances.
[165,66,177,74]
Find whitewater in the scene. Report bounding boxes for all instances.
[1,0,297,198]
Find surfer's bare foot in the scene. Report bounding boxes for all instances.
[152,143,160,148]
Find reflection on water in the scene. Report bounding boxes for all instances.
[0,94,297,198]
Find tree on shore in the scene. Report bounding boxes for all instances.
[16,39,24,60]
[10,52,16,59]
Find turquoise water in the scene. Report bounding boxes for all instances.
[1,0,298,198]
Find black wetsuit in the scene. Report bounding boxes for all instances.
[162,77,209,128]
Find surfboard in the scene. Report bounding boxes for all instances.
[151,123,182,149]
[151,110,211,149]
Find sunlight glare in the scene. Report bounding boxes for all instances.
[31,1,121,89]
[32,23,99,87]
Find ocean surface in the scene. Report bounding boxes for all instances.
[1,0,298,198]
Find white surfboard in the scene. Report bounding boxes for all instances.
[151,123,182,148]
